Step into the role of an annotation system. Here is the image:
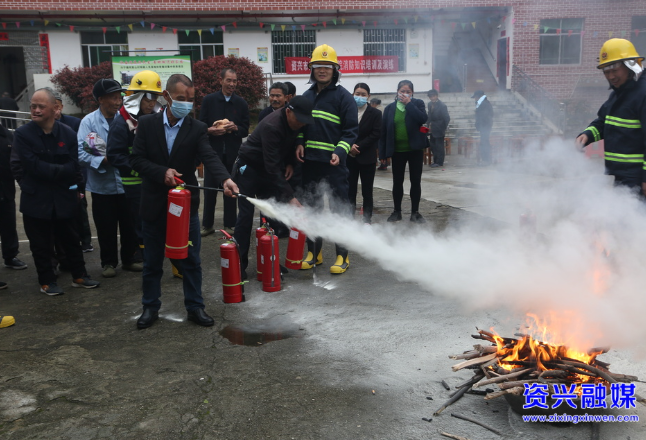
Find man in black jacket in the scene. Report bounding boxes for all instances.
[199,68,250,237]
[0,123,27,271]
[426,89,450,168]
[471,90,493,165]
[13,88,100,295]
[130,74,239,329]
[258,82,288,123]
[232,96,313,279]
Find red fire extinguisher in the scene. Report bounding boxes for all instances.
[165,178,191,259]
[285,228,306,270]
[259,228,281,292]
[255,221,269,281]
[219,230,245,303]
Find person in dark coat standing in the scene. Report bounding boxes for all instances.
[471,90,493,165]
[0,92,19,129]
[426,89,450,168]
[258,82,288,123]
[347,83,381,224]
[379,80,428,223]
[199,68,250,237]
[12,88,100,295]
[130,74,239,329]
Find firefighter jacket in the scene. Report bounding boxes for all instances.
[106,108,142,186]
[301,82,358,164]
[580,73,646,186]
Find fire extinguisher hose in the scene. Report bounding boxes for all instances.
[173,177,250,198]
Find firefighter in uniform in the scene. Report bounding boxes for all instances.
[576,39,646,195]
[296,44,358,274]
[106,70,183,278]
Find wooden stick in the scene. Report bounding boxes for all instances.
[560,360,616,384]
[452,353,497,372]
[498,379,565,390]
[449,375,484,397]
[439,432,471,440]
[441,379,451,390]
[450,350,483,361]
[484,386,524,400]
[451,412,504,436]
[473,368,532,388]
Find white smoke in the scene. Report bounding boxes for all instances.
[248,138,646,352]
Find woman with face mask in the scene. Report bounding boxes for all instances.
[378,80,428,223]
[347,83,382,224]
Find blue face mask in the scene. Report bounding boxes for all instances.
[354,96,368,107]
[169,98,193,119]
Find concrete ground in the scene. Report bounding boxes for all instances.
[1,151,644,440]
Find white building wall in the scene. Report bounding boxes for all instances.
[223,30,273,71]
[128,32,179,53]
[46,31,83,72]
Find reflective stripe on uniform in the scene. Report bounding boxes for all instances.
[121,177,142,185]
[337,141,351,153]
[604,152,644,163]
[605,116,642,129]
[585,126,601,142]
[312,110,341,124]
[305,140,336,151]
[643,161,646,171]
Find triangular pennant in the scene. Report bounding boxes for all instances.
[311,23,317,27]
[556,28,561,34]
[210,28,215,35]
[1,23,6,29]
[621,30,626,37]
[636,29,641,37]
[69,25,74,32]
[15,22,20,28]
[523,21,527,27]
[534,24,538,31]
[271,24,275,31]
[233,22,237,28]
[581,31,585,37]
[451,22,456,30]
[512,18,516,24]
[609,31,613,38]
[332,19,337,25]
[259,22,264,28]
[198,29,202,36]
[55,23,61,27]
[102,27,107,33]
[116,26,121,33]
[162,26,168,33]
[322,22,326,28]
[362,21,366,27]
[172,28,177,34]
[373,21,377,27]
[471,22,476,29]
[414,15,418,22]
[593,31,598,37]
[543,26,549,33]
[503,16,507,22]
[221,25,226,32]
[150,23,155,30]
[291,25,296,31]
[341,18,346,25]
[404,17,408,24]
[461,23,466,30]
[44,20,49,26]
[30,20,34,26]
[568,30,573,36]
[140,21,145,27]
[185,29,190,36]
[300,25,305,31]
[281,24,285,32]
[128,23,133,31]
[394,19,398,25]
[487,18,491,24]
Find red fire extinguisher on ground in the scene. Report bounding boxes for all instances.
[259,228,281,292]
[255,221,269,281]
[165,178,191,259]
[285,228,306,270]
[220,230,245,303]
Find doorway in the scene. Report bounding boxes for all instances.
[497,38,508,90]
[0,47,27,98]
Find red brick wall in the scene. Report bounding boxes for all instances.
[3,0,645,98]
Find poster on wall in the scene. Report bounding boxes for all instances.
[111,55,192,90]
[408,44,419,59]
[228,48,240,58]
[257,47,268,63]
[284,56,398,74]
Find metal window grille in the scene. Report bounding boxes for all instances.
[81,32,129,67]
[271,30,316,74]
[539,19,584,65]
[363,29,406,72]
[178,32,224,61]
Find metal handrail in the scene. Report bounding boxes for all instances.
[512,65,564,132]
[0,109,31,131]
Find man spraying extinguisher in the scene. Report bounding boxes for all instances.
[130,74,239,329]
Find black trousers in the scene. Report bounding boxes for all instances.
[23,214,87,285]
[91,192,140,267]
[232,162,280,272]
[123,184,143,247]
[302,160,350,258]
[0,197,19,261]
[78,192,92,246]
[347,157,376,222]
[391,150,424,213]
[203,153,237,229]
[430,136,445,166]
[478,128,492,164]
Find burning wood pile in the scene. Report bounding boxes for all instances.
[433,327,644,417]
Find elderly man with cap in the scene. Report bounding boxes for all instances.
[12,88,100,295]
[232,96,313,280]
[577,39,646,196]
[296,44,358,275]
[471,90,493,166]
[78,79,141,279]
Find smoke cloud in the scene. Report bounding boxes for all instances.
[250,139,646,352]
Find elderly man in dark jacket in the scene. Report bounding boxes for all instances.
[472,90,494,165]
[426,89,450,167]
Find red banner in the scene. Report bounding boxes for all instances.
[285,56,398,74]
[0,32,8,41]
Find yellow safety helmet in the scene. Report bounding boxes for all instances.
[597,38,644,69]
[126,70,163,95]
[308,44,339,68]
